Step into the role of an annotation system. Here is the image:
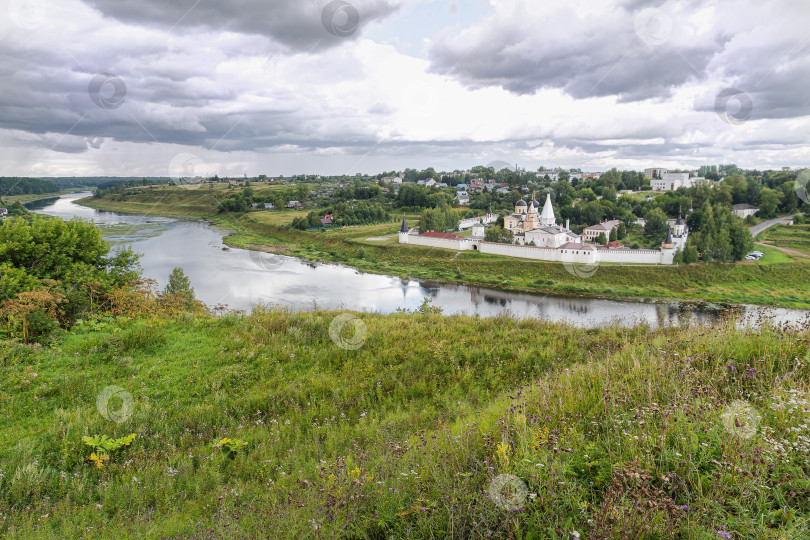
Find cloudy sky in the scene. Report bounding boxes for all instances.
[0,0,808,177]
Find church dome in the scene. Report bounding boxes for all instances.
[516,200,527,206]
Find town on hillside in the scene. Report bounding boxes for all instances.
[10,164,805,267]
[121,163,804,265]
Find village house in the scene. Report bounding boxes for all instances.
[285,200,303,209]
[732,203,759,218]
[263,202,276,210]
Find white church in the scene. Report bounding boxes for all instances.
[504,193,581,247]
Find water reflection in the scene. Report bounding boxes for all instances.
[31,192,810,329]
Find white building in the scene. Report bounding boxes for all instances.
[651,173,702,191]
[732,203,759,218]
[644,167,666,179]
[582,220,621,242]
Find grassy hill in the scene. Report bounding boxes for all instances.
[1,309,808,538]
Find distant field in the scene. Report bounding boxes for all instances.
[758,223,810,256]
[3,190,78,204]
[78,186,223,217]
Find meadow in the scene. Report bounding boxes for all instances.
[1,306,809,538]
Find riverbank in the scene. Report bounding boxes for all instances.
[4,189,81,205]
[78,192,810,309]
[2,308,808,538]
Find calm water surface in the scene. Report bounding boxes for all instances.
[31,192,809,328]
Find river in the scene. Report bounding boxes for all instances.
[29,192,809,328]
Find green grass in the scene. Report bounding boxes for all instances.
[1,310,808,538]
[81,191,810,309]
[752,245,795,264]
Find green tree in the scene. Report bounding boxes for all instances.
[617,222,627,240]
[609,227,617,242]
[726,216,753,260]
[165,267,195,300]
[580,201,604,225]
[596,232,607,245]
[643,208,668,240]
[758,187,782,218]
[682,244,699,264]
[484,226,513,243]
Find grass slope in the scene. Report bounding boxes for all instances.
[1,310,809,538]
[758,224,810,257]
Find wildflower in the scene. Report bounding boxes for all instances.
[716,532,731,539]
[679,504,690,511]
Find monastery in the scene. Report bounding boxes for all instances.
[398,195,688,266]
